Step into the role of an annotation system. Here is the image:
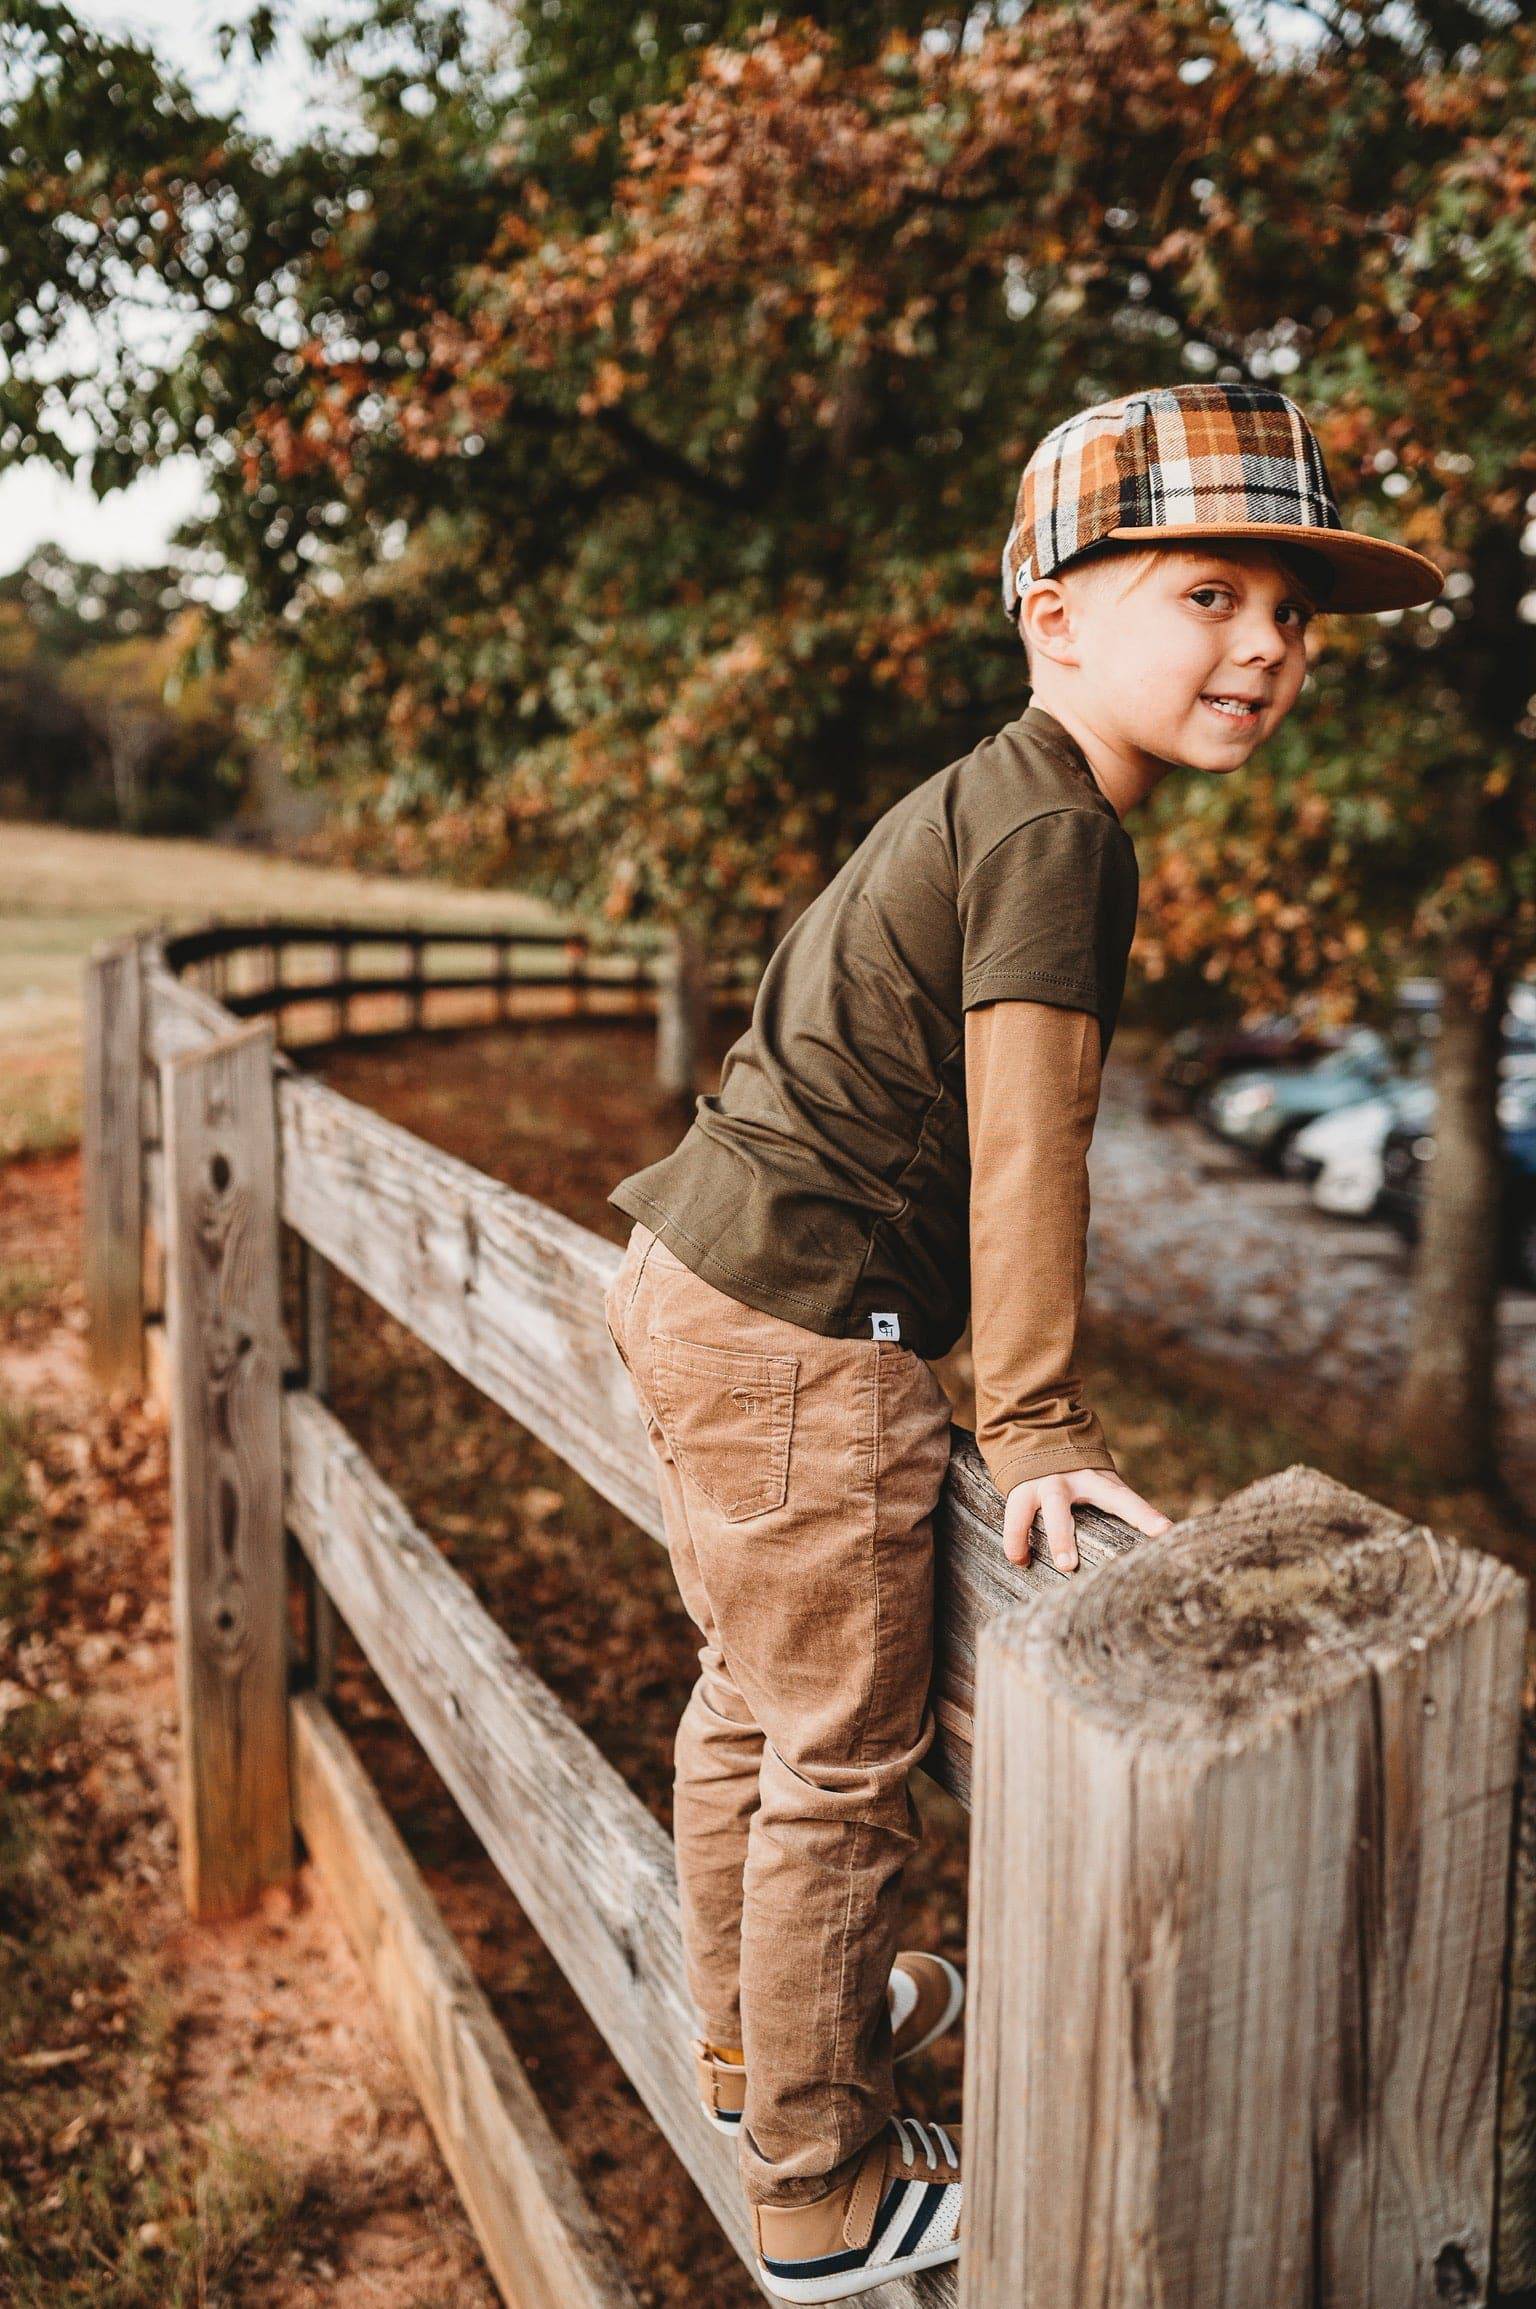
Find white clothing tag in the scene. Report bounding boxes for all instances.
[870,1312,901,1342]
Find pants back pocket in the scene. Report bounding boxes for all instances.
[650,1331,799,1521]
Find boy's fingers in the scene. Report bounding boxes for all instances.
[1001,1484,1038,1565]
[1071,1469,1174,1538]
[1040,1487,1079,1574]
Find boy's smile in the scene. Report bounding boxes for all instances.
[1017,539,1317,819]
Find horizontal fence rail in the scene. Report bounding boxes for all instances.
[81,923,1536,2309]
[155,914,764,1053]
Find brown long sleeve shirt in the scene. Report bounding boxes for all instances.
[964,996,1119,1496]
[610,703,1139,1361]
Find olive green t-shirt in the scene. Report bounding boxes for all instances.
[608,700,1140,1360]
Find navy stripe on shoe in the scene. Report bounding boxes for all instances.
[892,2181,944,2260]
[762,2242,871,2281]
[867,2179,907,2251]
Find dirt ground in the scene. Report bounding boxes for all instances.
[0,1019,965,2309]
[5,1013,1531,2307]
[0,1155,515,2308]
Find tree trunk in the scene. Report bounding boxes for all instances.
[654,922,710,1106]
[1394,939,1508,1484]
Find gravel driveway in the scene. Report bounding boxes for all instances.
[1088,1057,1536,1495]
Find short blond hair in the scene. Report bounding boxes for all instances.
[1015,536,1327,670]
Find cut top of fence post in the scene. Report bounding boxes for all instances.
[1004,1463,1522,1750]
[962,1462,1528,2309]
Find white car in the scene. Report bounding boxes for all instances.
[1287,1053,1536,1218]
[1285,1082,1434,1216]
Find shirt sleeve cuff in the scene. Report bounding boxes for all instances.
[979,1428,1120,1496]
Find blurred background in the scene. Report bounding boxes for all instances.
[1,3,1533,2299]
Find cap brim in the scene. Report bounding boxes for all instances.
[1102,523,1445,614]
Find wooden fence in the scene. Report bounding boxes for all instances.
[82,923,1536,2308]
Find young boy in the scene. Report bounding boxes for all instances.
[602,381,1444,2300]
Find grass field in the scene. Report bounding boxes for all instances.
[0,823,581,1159]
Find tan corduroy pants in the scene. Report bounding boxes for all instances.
[603,1220,955,2210]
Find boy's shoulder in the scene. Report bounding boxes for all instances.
[898,702,1128,878]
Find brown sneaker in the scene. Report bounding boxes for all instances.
[751,2114,962,2301]
[693,1950,963,2139]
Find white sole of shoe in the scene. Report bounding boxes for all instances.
[704,2108,742,2137]
[756,2237,961,2302]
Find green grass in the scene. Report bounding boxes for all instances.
[0,820,585,1158]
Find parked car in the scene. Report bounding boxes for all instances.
[1199,1028,1399,1169]
[1511,1096,1536,1289]
[1151,1009,1351,1116]
[1284,1075,1435,1217]
[1379,1071,1536,1287]
[1383,974,1536,1055]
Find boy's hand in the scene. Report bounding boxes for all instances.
[1002,1468,1173,1574]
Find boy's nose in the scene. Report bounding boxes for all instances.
[1233,612,1291,663]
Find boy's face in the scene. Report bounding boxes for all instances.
[1054,541,1315,775]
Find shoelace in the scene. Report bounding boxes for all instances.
[892,2114,959,2173]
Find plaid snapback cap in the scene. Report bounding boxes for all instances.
[1001,382,1444,618]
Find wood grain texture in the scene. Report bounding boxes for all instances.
[961,1463,1529,2309]
[931,1435,1141,1804]
[283,1389,958,2309]
[144,954,252,1069]
[290,1691,640,2309]
[161,1020,293,1919]
[278,1068,664,1536]
[83,941,145,1387]
[1497,1652,1536,2296]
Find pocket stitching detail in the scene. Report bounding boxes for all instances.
[650,1332,798,1521]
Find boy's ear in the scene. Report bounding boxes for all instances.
[1017,577,1080,671]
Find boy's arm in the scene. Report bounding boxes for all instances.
[964,995,1118,1495]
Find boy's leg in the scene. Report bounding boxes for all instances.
[605,1227,763,2055]
[612,1227,955,2210]
[652,1431,766,2058]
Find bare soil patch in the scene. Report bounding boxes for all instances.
[0,1160,504,2308]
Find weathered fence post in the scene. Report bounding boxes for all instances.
[161,1019,292,1919]
[655,923,708,1102]
[1498,1669,1536,2297]
[566,931,590,1017]
[961,1465,1528,2309]
[408,934,426,1032]
[84,938,146,1389]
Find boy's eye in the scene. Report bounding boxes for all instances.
[1188,583,1311,629]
